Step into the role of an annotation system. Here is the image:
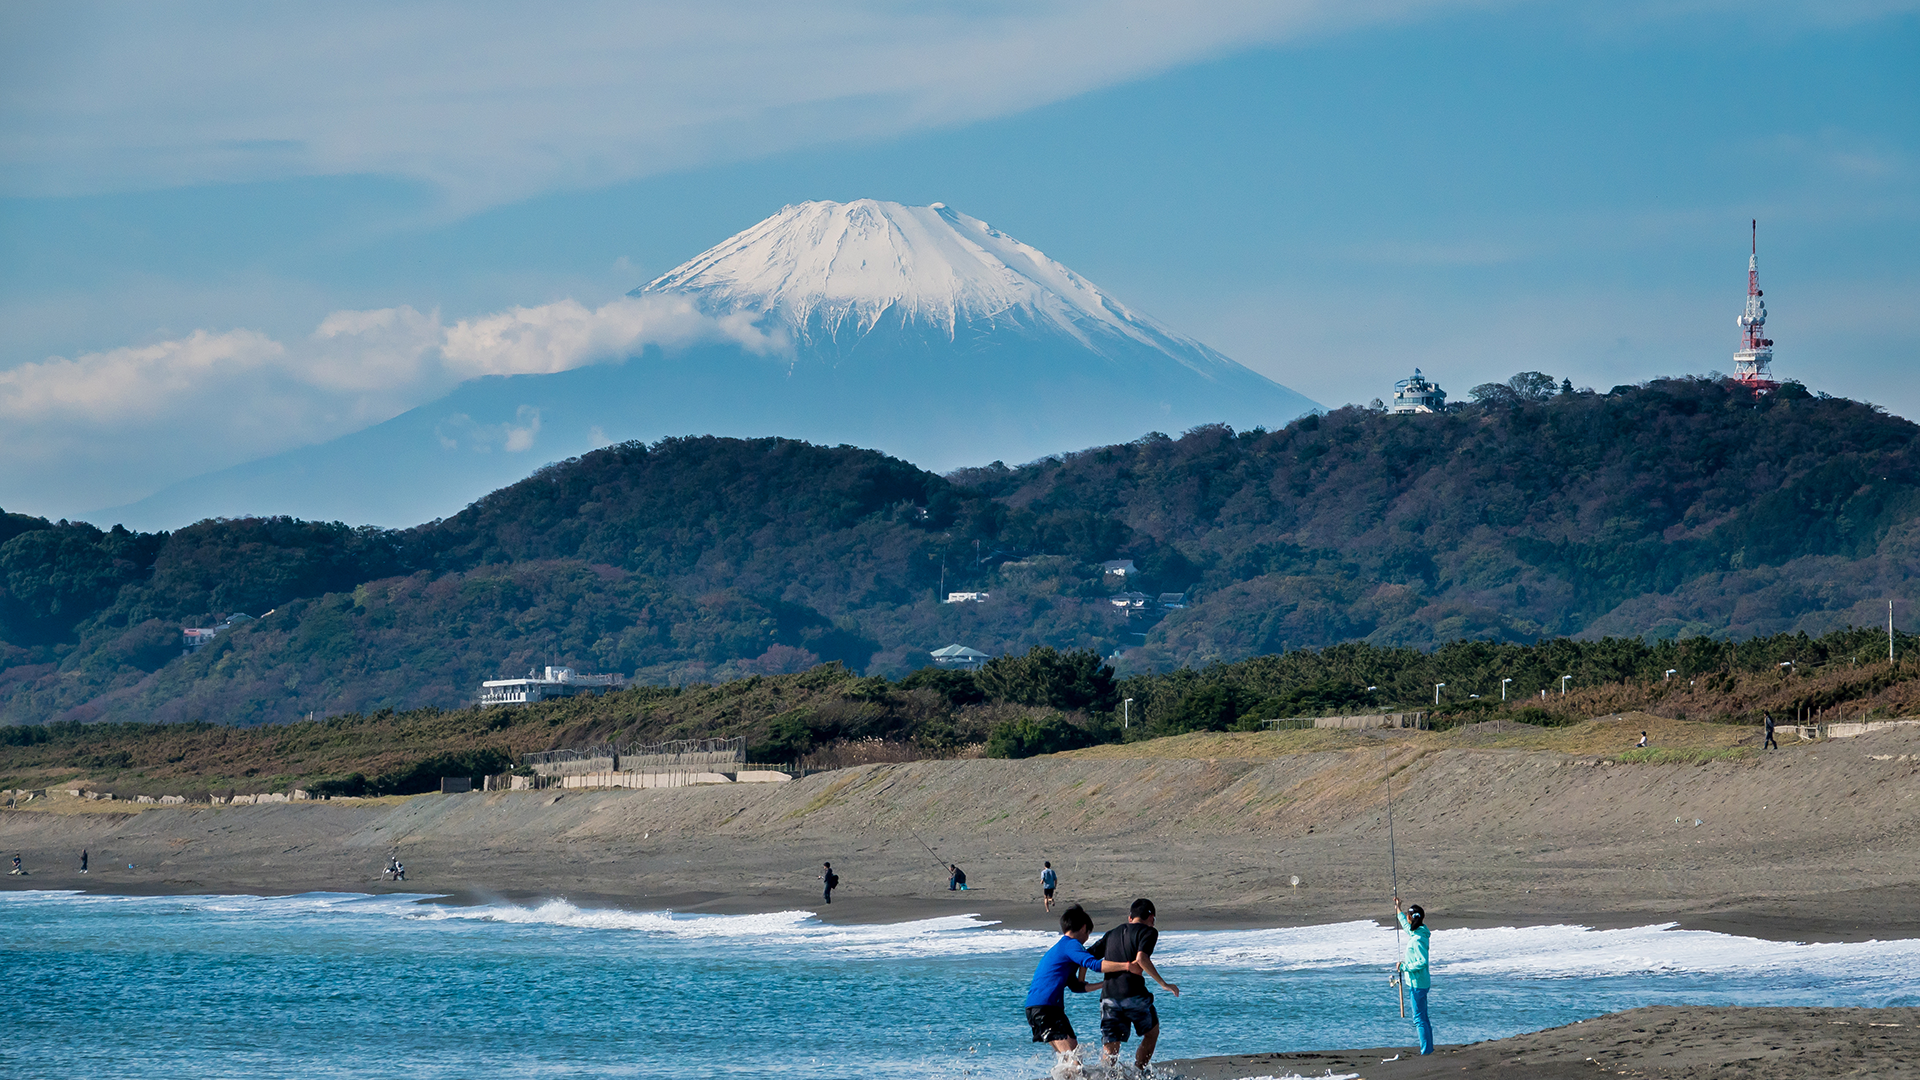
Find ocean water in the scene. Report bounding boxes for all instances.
[3,890,1915,1079]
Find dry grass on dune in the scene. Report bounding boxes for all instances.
[1060,712,1763,762]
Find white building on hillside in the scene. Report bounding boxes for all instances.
[1388,369,1447,413]
[480,666,627,706]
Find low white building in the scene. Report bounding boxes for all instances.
[944,591,990,603]
[480,666,627,706]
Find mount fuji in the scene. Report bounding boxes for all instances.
[102,200,1318,528]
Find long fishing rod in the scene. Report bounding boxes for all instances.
[906,825,948,873]
[1384,746,1405,1019]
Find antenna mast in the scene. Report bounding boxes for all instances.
[1732,219,1779,397]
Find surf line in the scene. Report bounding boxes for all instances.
[1384,746,1405,1018]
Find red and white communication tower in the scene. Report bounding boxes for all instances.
[1732,219,1778,396]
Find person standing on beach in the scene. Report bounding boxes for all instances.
[1764,713,1778,750]
[1040,861,1058,911]
[1090,898,1180,1071]
[1395,895,1433,1055]
[1025,904,1142,1073]
[822,862,838,904]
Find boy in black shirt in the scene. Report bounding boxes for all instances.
[1089,897,1180,1070]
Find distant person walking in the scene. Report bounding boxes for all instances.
[1764,713,1779,751]
[80,849,88,874]
[1090,898,1179,1071]
[1395,895,1434,1055]
[822,862,838,904]
[1040,862,1058,911]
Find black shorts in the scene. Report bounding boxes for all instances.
[1043,887,1055,898]
[1100,995,1158,1043]
[1027,1003,1075,1043]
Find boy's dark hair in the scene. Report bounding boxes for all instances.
[1059,904,1093,934]
[1129,897,1156,920]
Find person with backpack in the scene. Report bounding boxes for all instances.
[1040,861,1058,911]
[822,861,838,903]
[1089,898,1180,1071]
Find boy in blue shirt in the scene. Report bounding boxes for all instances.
[1025,904,1143,1067]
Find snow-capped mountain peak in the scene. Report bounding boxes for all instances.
[638,199,1191,352]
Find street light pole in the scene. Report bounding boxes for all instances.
[1560,675,1572,696]
[1124,698,1133,729]
[1665,669,1677,681]
[1434,682,1446,705]
[1501,678,1512,701]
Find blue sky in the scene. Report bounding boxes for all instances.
[2,1,1915,521]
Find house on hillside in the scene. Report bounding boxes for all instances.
[1158,592,1187,609]
[943,591,990,603]
[181,612,257,654]
[1101,559,1137,580]
[480,666,627,706]
[1109,591,1151,610]
[928,644,992,671]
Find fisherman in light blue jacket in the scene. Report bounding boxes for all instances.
[1395,894,1433,1055]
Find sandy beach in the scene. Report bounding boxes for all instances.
[5,717,1916,941]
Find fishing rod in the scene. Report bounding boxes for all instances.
[906,825,948,874]
[1384,747,1405,1019]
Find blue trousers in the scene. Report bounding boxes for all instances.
[1409,988,1433,1055]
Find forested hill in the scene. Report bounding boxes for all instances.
[2,374,1916,726]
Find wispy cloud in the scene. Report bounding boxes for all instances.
[0,296,781,514]
[1,1,1500,214]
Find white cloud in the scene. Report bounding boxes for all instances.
[0,329,284,421]
[435,405,543,454]
[1,1,1502,213]
[441,295,782,378]
[0,295,782,514]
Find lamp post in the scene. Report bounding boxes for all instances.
[1501,678,1512,701]
[1123,698,1133,729]
[1434,682,1446,705]
[1560,675,1572,695]
[1665,669,1677,681]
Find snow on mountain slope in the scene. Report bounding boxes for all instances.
[639,199,1230,369]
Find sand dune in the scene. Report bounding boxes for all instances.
[3,715,1915,941]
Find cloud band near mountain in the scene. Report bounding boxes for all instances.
[0,297,785,517]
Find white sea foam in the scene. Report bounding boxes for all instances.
[410,897,1054,958]
[14,890,1919,986]
[1163,918,1920,985]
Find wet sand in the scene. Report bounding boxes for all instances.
[1165,1005,1920,1079]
